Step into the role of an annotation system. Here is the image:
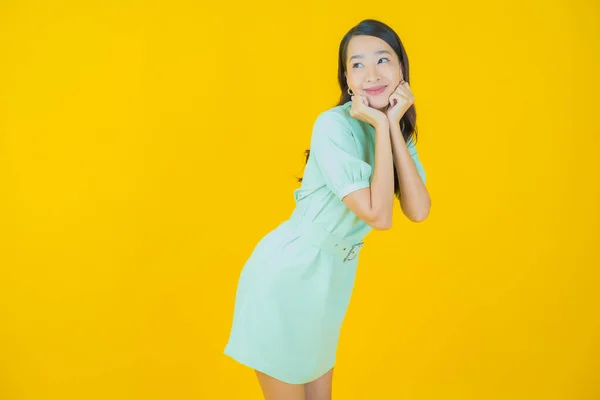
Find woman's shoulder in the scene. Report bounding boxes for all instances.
[319,100,352,120]
[312,103,353,140]
[313,100,357,131]
[316,100,372,139]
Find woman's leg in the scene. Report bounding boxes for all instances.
[255,370,306,400]
[304,367,334,400]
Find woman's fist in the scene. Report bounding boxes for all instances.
[385,80,414,125]
[349,94,387,129]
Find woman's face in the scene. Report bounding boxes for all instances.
[344,35,403,112]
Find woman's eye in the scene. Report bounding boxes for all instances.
[352,58,390,68]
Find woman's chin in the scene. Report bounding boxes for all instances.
[367,98,388,109]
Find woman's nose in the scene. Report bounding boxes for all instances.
[366,69,380,82]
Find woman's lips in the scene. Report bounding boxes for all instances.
[364,86,387,95]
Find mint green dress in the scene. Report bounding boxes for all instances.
[223,100,426,384]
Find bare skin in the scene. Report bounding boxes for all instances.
[304,368,334,400]
[255,367,334,400]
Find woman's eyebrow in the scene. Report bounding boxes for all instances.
[349,50,392,61]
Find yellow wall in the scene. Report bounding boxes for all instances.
[1,1,598,399]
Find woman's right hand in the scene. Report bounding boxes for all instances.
[349,95,388,130]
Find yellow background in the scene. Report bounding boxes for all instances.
[1,0,599,399]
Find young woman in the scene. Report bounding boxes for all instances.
[224,19,431,400]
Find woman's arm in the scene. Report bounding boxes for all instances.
[389,123,431,222]
[342,119,395,230]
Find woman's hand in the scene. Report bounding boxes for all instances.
[386,80,414,126]
[349,94,388,130]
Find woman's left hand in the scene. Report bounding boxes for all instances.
[386,80,414,125]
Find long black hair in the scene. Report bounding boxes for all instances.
[297,19,419,199]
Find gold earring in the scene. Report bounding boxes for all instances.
[347,87,354,96]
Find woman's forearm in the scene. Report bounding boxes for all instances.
[389,123,431,222]
[369,119,395,229]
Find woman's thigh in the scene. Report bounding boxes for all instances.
[255,370,305,400]
[304,367,334,400]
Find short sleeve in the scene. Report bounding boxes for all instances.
[406,137,427,184]
[310,111,373,200]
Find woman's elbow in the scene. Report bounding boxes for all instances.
[408,208,430,223]
[370,216,393,230]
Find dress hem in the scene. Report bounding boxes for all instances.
[223,344,335,385]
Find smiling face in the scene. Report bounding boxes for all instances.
[344,35,404,112]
